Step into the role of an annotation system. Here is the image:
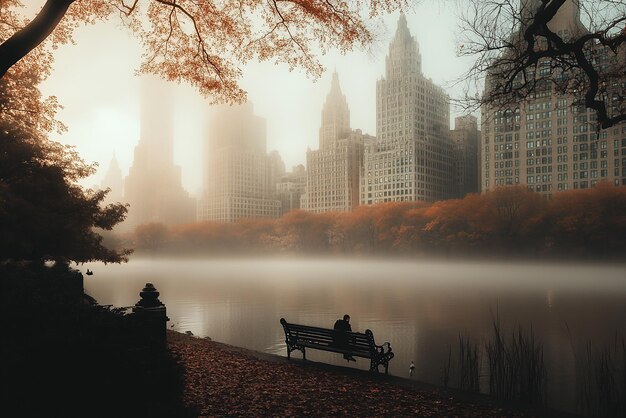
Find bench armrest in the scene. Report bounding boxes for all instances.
[375,342,393,354]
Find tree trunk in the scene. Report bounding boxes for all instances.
[0,0,75,78]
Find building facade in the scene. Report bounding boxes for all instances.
[276,164,307,215]
[123,77,195,230]
[100,153,124,204]
[198,103,281,222]
[360,14,454,206]
[301,72,371,213]
[451,115,481,197]
[481,0,626,194]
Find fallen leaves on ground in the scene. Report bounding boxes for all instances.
[168,332,531,417]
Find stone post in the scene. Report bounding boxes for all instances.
[132,283,169,350]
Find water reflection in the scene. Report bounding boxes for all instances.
[84,257,626,412]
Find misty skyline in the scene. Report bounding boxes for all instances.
[35,2,475,196]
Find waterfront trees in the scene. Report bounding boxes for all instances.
[128,184,626,258]
[0,63,130,264]
[0,120,131,265]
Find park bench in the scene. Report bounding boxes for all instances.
[279,318,394,374]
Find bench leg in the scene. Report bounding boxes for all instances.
[286,342,306,360]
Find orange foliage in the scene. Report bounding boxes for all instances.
[371,202,423,250]
[544,182,626,256]
[392,206,430,252]
[130,185,626,260]
[423,196,489,252]
[487,186,547,239]
[1,0,406,102]
[331,206,378,253]
[272,210,335,252]
[0,1,64,135]
[134,222,169,251]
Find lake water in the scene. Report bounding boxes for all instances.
[83,257,626,412]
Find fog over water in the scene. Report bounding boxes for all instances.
[84,257,626,412]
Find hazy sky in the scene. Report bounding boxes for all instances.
[34,2,476,196]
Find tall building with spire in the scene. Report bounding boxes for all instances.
[360,14,453,205]
[100,153,124,203]
[319,71,351,149]
[301,71,372,213]
[197,102,281,223]
[481,0,626,194]
[123,76,195,230]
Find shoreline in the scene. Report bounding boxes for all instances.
[87,252,626,269]
[168,330,578,417]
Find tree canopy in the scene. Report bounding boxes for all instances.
[0,122,132,264]
[0,127,132,264]
[0,0,406,103]
[0,54,131,264]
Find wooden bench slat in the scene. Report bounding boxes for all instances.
[300,343,371,357]
[292,339,371,350]
[287,324,337,332]
[285,328,371,343]
[288,325,369,338]
[288,335,369,345]
[287,327,371,340]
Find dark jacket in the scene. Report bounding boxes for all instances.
[333,319,352,349]
[333,319,352,332]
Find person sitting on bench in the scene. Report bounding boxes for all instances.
[333,314,356,362]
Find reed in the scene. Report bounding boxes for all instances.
[574,336,626,417]
[441,335,480,393]
[458,335,480,393]
[485,319,546,404]
[442,344,452,389]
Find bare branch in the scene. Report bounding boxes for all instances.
[458,0,626,130]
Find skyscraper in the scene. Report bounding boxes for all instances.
[100,153,123,204]
[276,164,307,215]
[451,115,481,197]
[481,0,626,194]
[123,76,195,230]
[301,72,371,213]
[319,71,351,149]
[361,14,454,205]
[198,102,281,222]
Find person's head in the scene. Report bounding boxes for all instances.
[343,314,350,322]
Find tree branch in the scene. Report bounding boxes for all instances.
[0,0,76,78]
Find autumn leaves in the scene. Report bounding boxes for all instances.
[130,183,626,258]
